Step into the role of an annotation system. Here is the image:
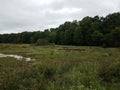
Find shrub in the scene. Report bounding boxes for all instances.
[99,61,120,83]
[36,39,49,46]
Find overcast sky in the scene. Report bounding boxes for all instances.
[0,0,120,34]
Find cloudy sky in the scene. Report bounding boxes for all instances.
[0,0,120,34]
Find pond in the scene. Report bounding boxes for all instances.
[0,53,35,61]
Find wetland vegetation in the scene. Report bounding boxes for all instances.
[0,44,120,90]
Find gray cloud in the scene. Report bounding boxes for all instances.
[0,0,120,34]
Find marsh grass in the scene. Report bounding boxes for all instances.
[0,44,120,90]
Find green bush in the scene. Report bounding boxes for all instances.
[36,39,49,45]
[99,61,120,83]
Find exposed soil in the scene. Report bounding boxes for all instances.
[58,48,86,52]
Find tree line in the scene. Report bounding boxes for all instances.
[0,12,120,47]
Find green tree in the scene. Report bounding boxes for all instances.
[91,31,103,46]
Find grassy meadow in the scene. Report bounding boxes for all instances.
[0,44,120,90]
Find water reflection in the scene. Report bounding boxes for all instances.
[0,53,35,61]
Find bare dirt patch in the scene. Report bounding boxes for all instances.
[58,47,86,52]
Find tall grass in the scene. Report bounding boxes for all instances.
[0,44,120,90]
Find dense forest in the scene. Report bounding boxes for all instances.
[0,12,120,47]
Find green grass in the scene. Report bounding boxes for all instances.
[0,44,120,90]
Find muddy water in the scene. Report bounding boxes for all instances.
[0,53,35,61]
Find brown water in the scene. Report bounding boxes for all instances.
[0,53,35,61]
